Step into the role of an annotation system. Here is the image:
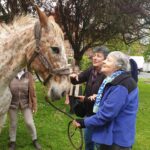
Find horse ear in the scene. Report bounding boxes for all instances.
[35,5,48,28]
[48,16,55,22]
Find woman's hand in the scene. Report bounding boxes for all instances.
[32,106,37,113]
[88,94,97,101]
[72,120,81,128]
[70,73,79,81]
[76,96,85,102]
[32,109,37,113]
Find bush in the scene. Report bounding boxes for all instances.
[143,44,150,62]
[79,55,92,71]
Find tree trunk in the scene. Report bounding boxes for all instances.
[74,52,83,67]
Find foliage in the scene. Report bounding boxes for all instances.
[0,0,53,22]
[143,44,150,62]
[79,55,92,71]
[0,0,29,22]
[0,80,150,149]
[53,0,150,65]
[1,0,150,65]
[107,39,147,55]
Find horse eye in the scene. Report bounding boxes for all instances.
[51,47,60,54]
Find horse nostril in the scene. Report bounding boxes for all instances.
[51,88,54,93]
[61,91,66,97]
[51,88,55,96]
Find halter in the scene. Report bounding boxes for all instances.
[27,21,70,85]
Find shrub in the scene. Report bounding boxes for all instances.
[79,55,92,71]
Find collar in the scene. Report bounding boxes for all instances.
[109,72,131,85]
[17,70,25,80]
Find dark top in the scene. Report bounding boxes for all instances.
[130,58,138,82]
[71,66,105,116]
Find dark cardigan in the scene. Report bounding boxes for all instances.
[71,66,105,116]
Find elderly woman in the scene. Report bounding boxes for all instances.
[73,51,138,150]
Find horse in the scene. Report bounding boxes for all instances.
[0,6,70,133]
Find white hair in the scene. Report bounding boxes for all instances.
[108,51,130,71]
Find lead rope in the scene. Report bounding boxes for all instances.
[45,96,83,150]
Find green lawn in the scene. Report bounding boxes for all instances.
[0,80,150,150]
[133,79,150,150]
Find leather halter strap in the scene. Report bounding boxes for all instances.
[27,22,70,85]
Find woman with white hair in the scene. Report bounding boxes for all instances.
[73,51,138,150]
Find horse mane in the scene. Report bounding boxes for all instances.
[0,15,64,58]
[0,15,36,40]
[0,15,64,44]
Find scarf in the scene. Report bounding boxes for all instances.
[93,70,124,113]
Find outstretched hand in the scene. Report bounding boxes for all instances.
[72,120,81,128]
[70,73,79,81]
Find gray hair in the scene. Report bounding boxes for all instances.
[108,51,130,71]
[93,46,110,59]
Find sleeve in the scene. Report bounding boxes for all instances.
[76,119,86,128]
[83,97,95,107]
[28,72,37,112]
[70,67,92,84]
[84,85,128,128]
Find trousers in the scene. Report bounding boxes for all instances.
[95,144,132,150]
[8,107,37,141]
[84,127,94,150]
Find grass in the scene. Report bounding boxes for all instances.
[133,79,150,150]
[0,80,150,150]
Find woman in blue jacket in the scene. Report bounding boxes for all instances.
[73,51,138,150]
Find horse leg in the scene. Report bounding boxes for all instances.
[0,114,7,133]
[0,87,12,133]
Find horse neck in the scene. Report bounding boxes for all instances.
[0,26,35,87]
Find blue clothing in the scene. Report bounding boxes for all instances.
[84,72,138,147]
[93,70,124,113]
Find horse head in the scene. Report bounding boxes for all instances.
[26,6,71,100]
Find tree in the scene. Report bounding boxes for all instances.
[107,38,146,56]
[144,44,150,62]
[0,0,30,22]
[52,0,150,65]
[0,0,54,22]
[1,0,150,65]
